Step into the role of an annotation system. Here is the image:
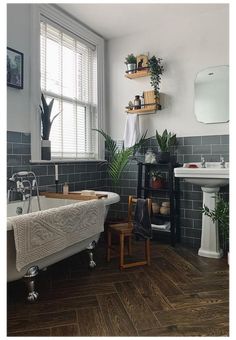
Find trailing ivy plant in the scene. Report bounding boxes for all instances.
[148,56,164,99]
[94,129,148,185]
[202,195,229,253]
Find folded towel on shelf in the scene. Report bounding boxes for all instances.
[133,198,152,239]
[151,222,171,231]
[9,200,105,271]
[123,113,140,148]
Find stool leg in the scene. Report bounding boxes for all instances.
[107,230,111,262]
[128,235,132,255]
[145,239,151,265]
[120,234,124,270]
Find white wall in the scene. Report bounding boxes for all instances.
[7,4,31,133]
[106,5,229,140]
[7,4,229,139]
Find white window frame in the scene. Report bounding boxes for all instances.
[30,4,105,162]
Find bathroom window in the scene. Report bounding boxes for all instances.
[39,16,102,160]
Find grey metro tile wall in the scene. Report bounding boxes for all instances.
[7,131,108,194]
[7,131,229,249]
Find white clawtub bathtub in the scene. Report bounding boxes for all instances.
[7,191,120,284]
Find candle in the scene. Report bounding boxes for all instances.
[55,164,58,181]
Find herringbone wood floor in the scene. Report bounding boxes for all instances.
[7,240,229,336]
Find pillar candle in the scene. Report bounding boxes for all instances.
[55,164,58,181]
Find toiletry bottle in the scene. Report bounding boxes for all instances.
[134,95,141,109]
[63,182,69,195]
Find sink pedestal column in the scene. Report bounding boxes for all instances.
[198,186,223,259]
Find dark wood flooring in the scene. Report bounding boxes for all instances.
[7,240,229,336]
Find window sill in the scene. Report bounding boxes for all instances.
[30,159,107,164]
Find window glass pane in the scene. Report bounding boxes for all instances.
[46,37,61,93]
[62,44,75,98]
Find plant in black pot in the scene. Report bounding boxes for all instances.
[155,129,177,163]
[40,93,60,160]
[125,53,137,74]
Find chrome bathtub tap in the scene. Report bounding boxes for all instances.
[201,157,206,168]
[220,157,225,168]
[8,171,41,211]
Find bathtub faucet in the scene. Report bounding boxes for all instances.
[8,171,41,211]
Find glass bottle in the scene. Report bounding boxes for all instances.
[134,95,141,109]
[63,182,69,195]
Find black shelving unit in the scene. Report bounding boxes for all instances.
[137,161,180,246]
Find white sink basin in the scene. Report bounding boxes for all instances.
[174,162,229,188]
[174,162,229,259]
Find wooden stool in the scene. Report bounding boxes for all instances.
[107,196,152,270]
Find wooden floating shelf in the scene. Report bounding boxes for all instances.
[125,69,150,79]
[126,90,160,114]
[126,106,159,114]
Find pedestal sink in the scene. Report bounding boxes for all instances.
[174,162,229,258]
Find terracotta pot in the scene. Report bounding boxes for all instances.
[151,179,164,189]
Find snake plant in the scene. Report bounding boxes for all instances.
[40,93,60,140]
[94,129,148,185]
[155,129,177,152]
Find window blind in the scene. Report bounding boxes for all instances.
[40,19,97,159]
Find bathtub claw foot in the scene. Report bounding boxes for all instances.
[89,255,96,268]
[23,266,39,303]
[87,241,97,269]
[27,291,39,302]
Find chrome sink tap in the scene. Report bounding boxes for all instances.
[201,157,206,168]
[220,157,225,168]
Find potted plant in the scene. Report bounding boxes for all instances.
[150,170,165,189]
[155,129,177,163]
[39,93,60,160]
[125,53,137,74]
[148,56,164,105]
[202,195,229,260]
[94,129,149,186]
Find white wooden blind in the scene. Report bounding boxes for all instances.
[40,19,97,159]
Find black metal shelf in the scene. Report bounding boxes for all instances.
[140,186,170,192]
[137,161,181,246]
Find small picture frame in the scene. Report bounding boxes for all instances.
[137,54,149,69]
[7,47,24,89]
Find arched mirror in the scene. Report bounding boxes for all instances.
[194,65,229,124]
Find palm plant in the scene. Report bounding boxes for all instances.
[94,129,148,185]
[40,93,60,140]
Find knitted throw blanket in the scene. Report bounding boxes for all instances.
[8,200,105,271]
